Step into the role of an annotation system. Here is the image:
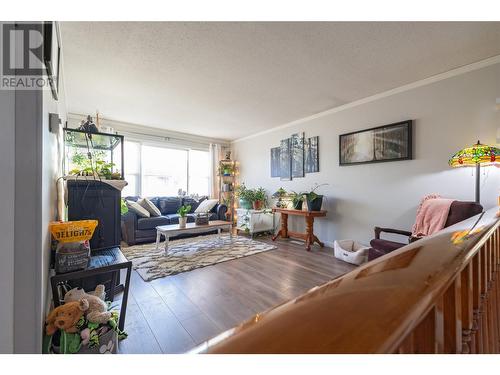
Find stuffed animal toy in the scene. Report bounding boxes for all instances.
[80,328,91,346]
[64,285,111,324]
[88,284,106,301]
[46,300,89,336]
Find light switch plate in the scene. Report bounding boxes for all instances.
[49,113,61,133]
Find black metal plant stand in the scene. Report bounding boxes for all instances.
[50,247,132,331]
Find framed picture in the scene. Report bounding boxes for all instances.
[270,147,281,177]
[291,132,304,178]
[305,136,319,173]
[279,138,292,181]
[339,120,413,166]
[43,22,61,100]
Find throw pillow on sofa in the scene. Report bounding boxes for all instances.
[157,197,182,215]
[183,196,207,212]
[139,198,161,217]
[194,199,218,213]
[126,200,150,218]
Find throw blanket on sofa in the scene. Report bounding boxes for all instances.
[412,194,455,238]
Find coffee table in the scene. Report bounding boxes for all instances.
[155,220,232,253]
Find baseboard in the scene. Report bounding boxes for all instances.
[323,240,335,249]
[288,238,335,250]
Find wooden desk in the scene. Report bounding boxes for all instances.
[272,208,327,251]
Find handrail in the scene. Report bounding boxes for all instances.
[193,206,500,353]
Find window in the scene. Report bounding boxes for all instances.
[189,150,210,197]
[122,140,210,198]
[122,141,140,197]
[142,145,188,196]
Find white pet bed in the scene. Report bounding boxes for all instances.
[333,239,370,265]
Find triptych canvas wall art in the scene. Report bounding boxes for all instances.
[270,133,319,180]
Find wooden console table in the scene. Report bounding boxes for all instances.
[272,208,327,251]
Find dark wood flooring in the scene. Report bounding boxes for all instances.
[116,236,356,354]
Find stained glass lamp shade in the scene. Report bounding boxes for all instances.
[448,141,500,203]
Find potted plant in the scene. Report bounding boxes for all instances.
[219,163,234,176]
[120,199,129,216]
[302,184,328,211]
[235,184,253,209]
[95,160,121,180]
[252,187,267,210]
[69,152,122,180]
[177,204,191,228]
[289,191,303,210]
[272,187,287,208]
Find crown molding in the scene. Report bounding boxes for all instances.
[232,54,500,143]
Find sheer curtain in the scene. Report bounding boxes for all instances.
[209,143,223,199]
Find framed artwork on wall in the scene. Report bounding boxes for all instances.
[305,136,319,173]
[270,147,281,177]
[339,120,413,166]
[279,138,292,181]
[291,132,304,178]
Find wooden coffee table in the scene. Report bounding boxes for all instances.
[155,220,232,253]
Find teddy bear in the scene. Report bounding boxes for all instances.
[46,299,89,336]
[87,284,106,301]
[63,285,111,325]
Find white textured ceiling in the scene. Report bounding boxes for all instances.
[61,22,500,141]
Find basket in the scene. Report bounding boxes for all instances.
[333,240,370,265]
[195,213,209,226]
[55,241,91,274]
[50,220,98,243]
[45,326,119,354]
[78,330,118,354]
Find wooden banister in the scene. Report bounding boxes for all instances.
[193,207,500,354]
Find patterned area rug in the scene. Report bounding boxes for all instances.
[121,234,277,281]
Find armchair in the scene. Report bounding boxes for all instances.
[368,200,483,261]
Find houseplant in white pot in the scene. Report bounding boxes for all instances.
[177,205,191,228]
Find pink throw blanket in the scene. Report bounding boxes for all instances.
[412,194,455,238]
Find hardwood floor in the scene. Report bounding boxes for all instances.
[116,236,356,354]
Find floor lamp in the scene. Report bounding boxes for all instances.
[449,141,500,203]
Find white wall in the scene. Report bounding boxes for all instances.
[0,86,16,353]
[13,89,44,353]
[233,63,500,246]
[40,54,67,339]
[0,22,67,353]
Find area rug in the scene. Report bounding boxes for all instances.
[121,234,277,281]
